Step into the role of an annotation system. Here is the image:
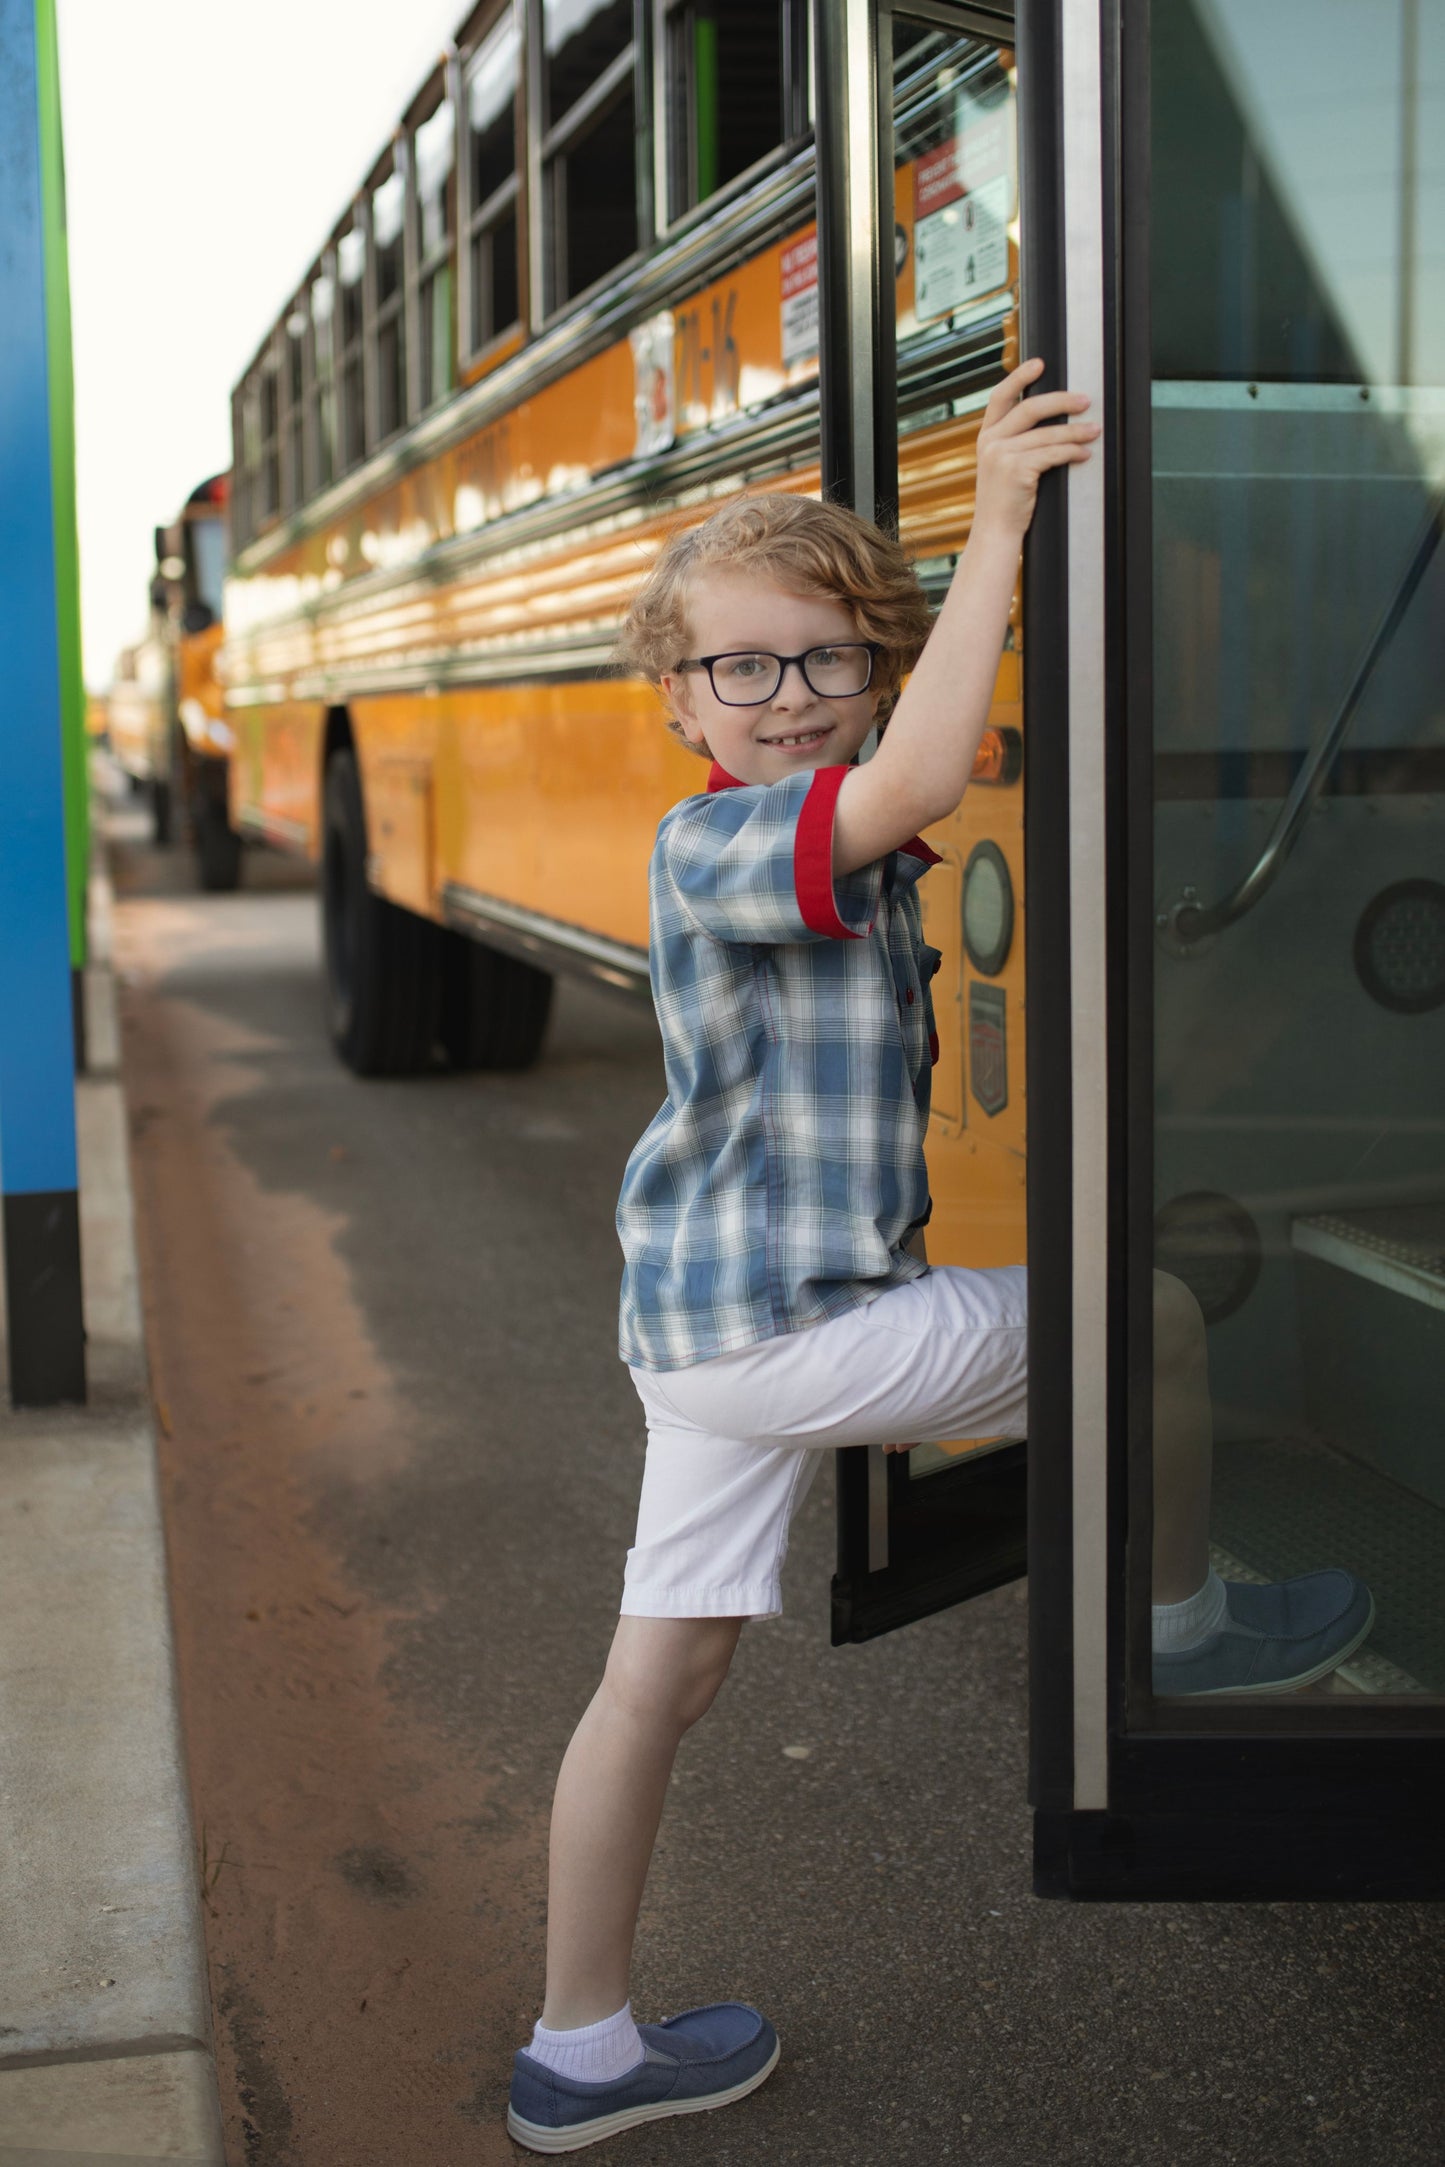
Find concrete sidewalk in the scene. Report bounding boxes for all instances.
[0,856,224,2166]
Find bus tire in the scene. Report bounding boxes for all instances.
[322,747,442,1076]
[440,930,554,1071]
[194,790,242,893]
[150,775,173,846]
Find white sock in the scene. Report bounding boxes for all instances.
[527,2001,645,2083]
[1151,1566,1228,1653]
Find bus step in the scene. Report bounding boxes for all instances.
[1207,1544,1428,1697]
[1210,1430,1445,1694]
[1291,1201,1445,1514]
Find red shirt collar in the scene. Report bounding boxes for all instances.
[705,760,940,864]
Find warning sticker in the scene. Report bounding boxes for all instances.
[630,310,675,458]
[780,233,818,370]
[912,94,1014,323]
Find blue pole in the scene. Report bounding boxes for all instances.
[0,0,86,1405]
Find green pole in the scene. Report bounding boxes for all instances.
[34,0,89,1059]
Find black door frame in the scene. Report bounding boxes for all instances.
[816,0,1032,1646]
[1021,0,1445,1900]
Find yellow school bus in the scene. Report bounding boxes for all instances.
[224,2,1025,1279]
[221,0,1445,1898]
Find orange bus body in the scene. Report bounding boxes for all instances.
[224,28,1027,1342]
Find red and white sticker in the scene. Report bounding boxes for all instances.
[912,95,1014,323]
[630,310,675,457]
[780,233,818,370]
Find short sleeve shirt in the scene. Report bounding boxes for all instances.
[617,761,941,1371]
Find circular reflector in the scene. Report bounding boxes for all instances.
[1154,1190,1262,1324]
[962,840,1014,977]
[1353,879,1445,1014]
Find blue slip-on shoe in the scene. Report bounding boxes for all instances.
[1153,1569,1374,1697]
[507,2001,780,2154]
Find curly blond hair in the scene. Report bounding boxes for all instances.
[615,492,934,756]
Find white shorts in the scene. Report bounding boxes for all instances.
[622,1265,1028,1621]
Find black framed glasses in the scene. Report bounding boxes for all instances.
[677,643,880,705]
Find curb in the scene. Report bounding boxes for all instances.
[0,843,226,2164]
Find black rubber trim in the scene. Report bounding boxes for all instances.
[1018,0,1074,1820]
[1034,1806,1445,1900]
[3,1189,86,1407]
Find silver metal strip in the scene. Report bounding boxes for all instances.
[1061,0,1110,1814]
[901,2,1017,30]
[443,881,650,991]
[450,44,474,374]
[1153,381,1445,416]
[525,0,546,329]
[285,641,619,702]
[1292,1217,1445,1315]
[224,683,292,710]
[843,0,878,517]
[236,805,311,851]
[651,0,670,235]
[540,43,636,160]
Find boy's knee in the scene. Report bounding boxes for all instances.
[604,1615,743,1734]
[1152,1269,1206,1375]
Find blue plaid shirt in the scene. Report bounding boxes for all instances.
[617,761,941,1370]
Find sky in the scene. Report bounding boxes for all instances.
[58,0,468,687]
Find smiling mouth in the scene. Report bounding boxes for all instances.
[760,725,833,749]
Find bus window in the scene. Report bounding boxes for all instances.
[1144,0,1445,1704]
[463,13,521,356]
[310,267,337,492]
[188,512,226,625]
[255,359,280,526]
[662,0,786,221]
[413,94,456,411]
[543,0,630,125]
[337,224,368,470]
[893,27,1016,390]
[542,0,639,310]
[371,160,409,441]
[229,386,249,550]
[283,307,307,514]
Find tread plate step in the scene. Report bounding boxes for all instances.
[1292,1201,1445,1310]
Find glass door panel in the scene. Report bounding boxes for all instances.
[1142,0,1445,1709]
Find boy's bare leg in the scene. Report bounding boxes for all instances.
[1150,1269,1212,1603]
[541,1613,744,2031]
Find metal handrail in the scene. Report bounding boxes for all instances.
[1169,485,1445,946]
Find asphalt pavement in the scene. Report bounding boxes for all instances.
[110,813,1445,2167]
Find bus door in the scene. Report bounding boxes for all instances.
[1028,0,1445,1902]
[823,0,1445,1902]
[817,0,1030,1645]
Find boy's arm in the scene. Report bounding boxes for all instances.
[832,357,1098,878]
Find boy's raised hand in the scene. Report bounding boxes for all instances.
[973,356,1099,539]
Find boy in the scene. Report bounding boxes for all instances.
[506,359,1373,2153]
